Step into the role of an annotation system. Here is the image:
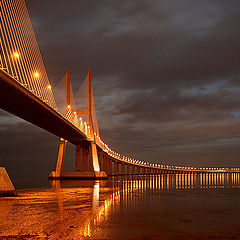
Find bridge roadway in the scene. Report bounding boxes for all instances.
[0,69,236,176]
[0,69,87,145]
[97,147,235,175]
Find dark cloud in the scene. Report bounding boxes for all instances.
[1,0,240,187]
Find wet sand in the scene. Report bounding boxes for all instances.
[1,174,240,239]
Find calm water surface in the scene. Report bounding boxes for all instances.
[1,173,240,239]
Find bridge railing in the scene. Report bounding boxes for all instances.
[93,129,236,172]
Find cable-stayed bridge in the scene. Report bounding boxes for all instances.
[0,0,239,181]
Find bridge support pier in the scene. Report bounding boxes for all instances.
[105,156,109,175]
[114,161,119,175]
[49,141,107,179]
[82,146,88,171]
[103,155,108,174]
[121,164,125,175]
[127,165,130,175]
[109,158,113,175]
[99,151,104,171]
[88,145,94,171]
[132,166,136,175]
[103,156,111,175]
[55,139,67,177]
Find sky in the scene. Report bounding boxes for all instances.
[1,0,240,187]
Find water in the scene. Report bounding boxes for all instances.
[1,173,240,239]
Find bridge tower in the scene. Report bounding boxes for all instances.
[49,69,107,179]
[86,69,101,173]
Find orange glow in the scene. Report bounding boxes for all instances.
[67,105,71,109]
[13,52,19,59]
[34,72,39,78]
[47,85,51,89]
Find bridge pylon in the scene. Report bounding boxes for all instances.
[49,69,107,179]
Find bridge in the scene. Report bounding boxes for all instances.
[0,0,239,185]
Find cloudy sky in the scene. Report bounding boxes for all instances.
[1,0,240,187]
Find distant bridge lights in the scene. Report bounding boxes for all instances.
[47,85,52,90]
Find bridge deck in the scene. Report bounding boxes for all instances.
[0,69,88,145]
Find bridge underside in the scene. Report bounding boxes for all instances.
[0,69,88,145]
[0,69,234,181]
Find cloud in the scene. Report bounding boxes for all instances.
[1,0,240,187]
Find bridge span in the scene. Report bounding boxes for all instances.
[0,69,87,145]
[0,0,239,186]
[0,67,237,178]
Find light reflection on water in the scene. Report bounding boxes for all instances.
[0,173,240,239]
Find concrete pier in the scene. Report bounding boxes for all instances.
[49,171,107,180]
[0,167,16,196]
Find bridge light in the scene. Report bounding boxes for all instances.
[67,105,71,109]
[74,111,76,115]
[13,52,20,59]
[34,72,39,78]
[47,85,51,90]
